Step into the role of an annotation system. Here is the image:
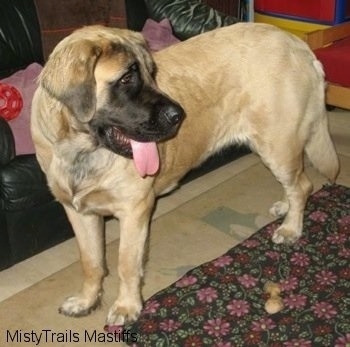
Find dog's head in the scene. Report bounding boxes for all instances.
[40,25,184,176]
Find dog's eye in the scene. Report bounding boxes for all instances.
[120,73,132,85]
[119,64,138,85]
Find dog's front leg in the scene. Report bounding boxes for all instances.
[106,194,155,326]
[59,206,106,317]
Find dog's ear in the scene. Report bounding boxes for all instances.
[124,31,157,82]
[40,40,102,123]
[136,42,157,81]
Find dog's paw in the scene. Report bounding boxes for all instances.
[105,300,142,326]
[272,226,300,244]
[269,201,289,217]
[58,294,101,317]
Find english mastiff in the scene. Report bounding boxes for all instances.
[31,23,339,326]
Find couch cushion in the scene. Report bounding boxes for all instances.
[0,0,44,79]
[315,36,350,88]
[0,118,15,166]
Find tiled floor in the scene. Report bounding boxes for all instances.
[0,108,349,303]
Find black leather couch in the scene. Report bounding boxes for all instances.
[0,1,74,270]
[0,118,75,270]
[0,0,248,270]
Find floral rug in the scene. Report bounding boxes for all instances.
[125,184,350,347]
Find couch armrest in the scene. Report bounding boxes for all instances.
[0,155,53,212]
[0,118,16,166]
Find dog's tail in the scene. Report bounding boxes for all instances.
[305,114,339,182]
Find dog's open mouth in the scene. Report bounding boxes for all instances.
[103,126,159,177]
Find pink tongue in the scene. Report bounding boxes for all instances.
[130,140,160,177]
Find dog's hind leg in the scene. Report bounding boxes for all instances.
[267,102,338,244]
[59,207,106,317]
[257,139,313,244]
[305,111,339,182]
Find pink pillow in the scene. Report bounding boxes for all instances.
[0,63,42,155]
[142,18,180,51]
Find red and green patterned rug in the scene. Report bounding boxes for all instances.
[125,184,350,347]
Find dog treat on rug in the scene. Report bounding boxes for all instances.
[264,281,284,314]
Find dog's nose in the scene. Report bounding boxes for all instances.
[163,104,184,125]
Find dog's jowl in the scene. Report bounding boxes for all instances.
[31,23,339,326]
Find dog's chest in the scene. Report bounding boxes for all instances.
[49,150,125,215]
[49,171,117,215]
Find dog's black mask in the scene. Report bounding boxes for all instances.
[90,63,185,159]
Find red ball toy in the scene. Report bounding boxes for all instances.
[0,83,23,121]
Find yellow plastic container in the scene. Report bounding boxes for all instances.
[254,12,330,37]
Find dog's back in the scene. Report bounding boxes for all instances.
[153,23,338,194]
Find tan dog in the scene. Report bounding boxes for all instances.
[31,23,339,326]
